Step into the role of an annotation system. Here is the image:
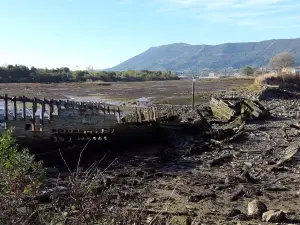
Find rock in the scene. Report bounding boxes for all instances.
[103,177,112,187]
[17,207,27,214]
[146,216,153,223]
[247,199,267,218]
[188,190,215,202]
[226,208,242,217]
[233,213,248,221]
[146,197,157,204]
[262,210,286,223]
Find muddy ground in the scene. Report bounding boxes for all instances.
[3,78,300,224]
[0,78,253,105]
[23,95,300,225]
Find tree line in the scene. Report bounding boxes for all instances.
[0,65,179,83]
[241,52,297,76]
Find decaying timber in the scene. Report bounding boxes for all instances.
[210,97,270,121]
[210,97,239,121]
[0,94,159,143]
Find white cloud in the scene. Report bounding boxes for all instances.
[152,0,300,28]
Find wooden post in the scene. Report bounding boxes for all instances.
[22,96,26,120]
[32,98,37,131]
[4,94,8,121]
[192,77,196,109]
[148,108,153,121]
[40,100,45,131]
[135,107,138,123]
[138,108,143,122]
[13,97,17,120]
[66,100,69,109]
[117,107,121,123]
[57,100,62,115]
[49,99,54,120]
[152,107,156,121]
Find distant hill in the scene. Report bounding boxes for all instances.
[108,38,300,72]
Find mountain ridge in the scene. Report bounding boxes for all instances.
[108,38,300,72]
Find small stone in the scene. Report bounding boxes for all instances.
[262,210,286,223]
[17,207,27,214]
[103,177,112,187]
[244,162,253,167]
[146,197,156,204]
[188,190,215,202]
[248,199,267,218]
[227,208,242,217]
[147,216,153,223]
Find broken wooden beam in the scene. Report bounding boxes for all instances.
[210,97,236,121]
[241,99,270,119]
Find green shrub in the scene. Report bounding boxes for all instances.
[0,129,44,195]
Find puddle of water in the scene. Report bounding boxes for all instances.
[136,97,154,102]
[65,95,123,106]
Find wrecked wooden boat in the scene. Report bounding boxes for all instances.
[210,97,270,121]
[0,94,161,148]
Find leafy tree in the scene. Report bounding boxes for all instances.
[242,66,254,76]
[0,64,179,83]
[73,70,86,81]
[269,52,295,72]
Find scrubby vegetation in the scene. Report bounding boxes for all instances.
[0,65,179,83]
[0,131,167,225]
[0,129,44,224]
[254,72,300,89]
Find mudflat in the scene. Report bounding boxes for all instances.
[0,78,253,103]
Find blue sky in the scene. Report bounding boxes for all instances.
[1,0,300,70]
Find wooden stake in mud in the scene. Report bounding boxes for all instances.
[32,98,37,131]
[57,100,62,116]
[22,96,26,120]
[153,107,156,121]
[40,100,45,131]
[4,94,8,121]
[192,77,196,109]
[117,107,121,123]
[13,96,17,120]
[49,99,54,120]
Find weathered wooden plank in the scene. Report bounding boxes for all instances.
[13,96,17,120]
[57,100,62,115]
[242,99,270,119]
[210,97,236,121]
[4,94,8,121]
[137,108,142,123]
[153,107,157,121]
[49,99,54,120]
[22,96,26,120]
[40,100,45,130]
[32,98,37,131]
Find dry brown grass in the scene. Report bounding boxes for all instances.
[254,72,300,90]
[254,73,278,86]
